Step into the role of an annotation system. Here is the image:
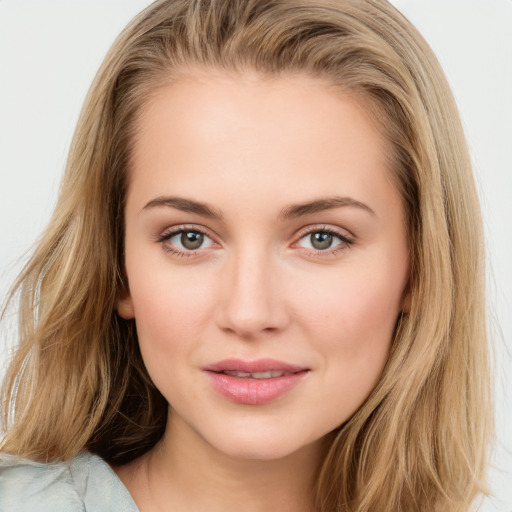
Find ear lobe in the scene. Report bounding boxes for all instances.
[116,291,135,319]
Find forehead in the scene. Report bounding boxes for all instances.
[127,71,400,221]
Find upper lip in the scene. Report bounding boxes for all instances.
[203,358,308,374]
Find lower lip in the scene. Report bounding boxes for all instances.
[205,371,308,405]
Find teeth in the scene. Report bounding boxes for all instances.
[223,370,288,379]
[224,371,252,378]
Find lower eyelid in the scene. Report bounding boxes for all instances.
[161,245,201,257]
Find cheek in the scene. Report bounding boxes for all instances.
[293,261,403,396]
[127,271,214,406]
[296,264,402,341]
[309,294,394,425]
[124,256,217,370]
[135,282,207,333]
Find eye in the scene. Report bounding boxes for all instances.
[305,232,338,250]
[295,228,353,253]
[174,231,207,250]
[159,228,215,254]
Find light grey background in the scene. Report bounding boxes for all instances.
[0,1,510,510]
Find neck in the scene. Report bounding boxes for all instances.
[116,412,324,512]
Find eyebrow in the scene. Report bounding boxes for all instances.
[279,196,375,219]
[142,196,223,219]
[141,195,374,220]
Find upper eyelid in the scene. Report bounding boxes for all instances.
[158,224,215,240]
[294,224,354,241]
[156,223,355,246]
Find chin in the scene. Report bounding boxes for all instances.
[201,424,321,462]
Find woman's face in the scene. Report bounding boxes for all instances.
[118,72,410,461]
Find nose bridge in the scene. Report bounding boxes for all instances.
[216,243,286,337]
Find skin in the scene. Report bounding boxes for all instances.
[115,71,410,512]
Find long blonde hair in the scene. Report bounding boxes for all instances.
[1,1,492,510]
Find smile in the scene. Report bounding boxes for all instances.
[203,359,309,405]
[221,370,293,379]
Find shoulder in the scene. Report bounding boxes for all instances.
[0,451,139,512]
[0,452,85,512]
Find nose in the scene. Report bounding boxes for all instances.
[215,247,289,339]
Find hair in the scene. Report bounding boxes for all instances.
[1,1,492,510]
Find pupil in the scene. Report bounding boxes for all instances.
[181,231,203,250]
[311,232,332,250]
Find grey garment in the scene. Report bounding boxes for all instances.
[0,451,140,512]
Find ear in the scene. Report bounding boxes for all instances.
[116,289,135,319]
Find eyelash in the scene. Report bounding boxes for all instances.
[156,225,354,258]
[294,226,354,256]
[157,225,214,258]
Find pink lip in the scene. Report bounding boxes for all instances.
[203,358,306,374]
[203,358,309,405]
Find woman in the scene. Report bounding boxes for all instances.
[0,1,492,511]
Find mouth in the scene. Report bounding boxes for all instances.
[219,370,296,379]
[203,359,310,405]
[203,358,307,375]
